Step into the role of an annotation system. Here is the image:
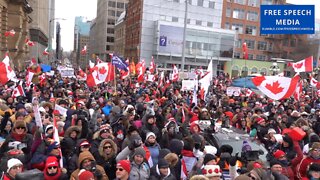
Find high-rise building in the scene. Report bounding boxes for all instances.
[94,0,128,61]
[221,0,307,61]
[0,0,33,70]
[29,0,51,65]
[114,11,126,57]
[125,0,236,74]
[73,16,91,68]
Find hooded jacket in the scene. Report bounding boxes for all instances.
[70,151,109,180]
[95,139,117,180]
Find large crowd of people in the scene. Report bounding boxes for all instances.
[0,68,319,180]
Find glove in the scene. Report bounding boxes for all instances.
[229,156,237,166]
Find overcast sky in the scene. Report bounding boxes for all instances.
[55,0,319,51]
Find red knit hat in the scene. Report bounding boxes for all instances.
[45,156,59,169]
[273,150,285,159]
[256,117,265,125]
[117,160,131,173]
[78,169,94,180]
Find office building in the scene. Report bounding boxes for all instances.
[74,16,91,68]
[125,0,236,75]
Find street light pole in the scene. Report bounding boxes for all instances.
[181,0,188,71]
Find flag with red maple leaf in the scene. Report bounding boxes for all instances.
[290,56,313,73]
[251,75,300,100]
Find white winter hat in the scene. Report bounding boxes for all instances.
[202,165,221,177]
[146,132,156,141]
[7,158,22,172]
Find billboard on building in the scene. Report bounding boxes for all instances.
[158,25,183,54]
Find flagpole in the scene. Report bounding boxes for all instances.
[114,64,117,95]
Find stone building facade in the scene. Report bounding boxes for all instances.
[0,0,33,71]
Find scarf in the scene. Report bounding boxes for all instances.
[11,132,26,142]
[43,168,62,180]
[181,149,195,157]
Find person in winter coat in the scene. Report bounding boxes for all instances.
[129,147,150,180]
[0,120,33,163]
[70,151,108,180]
[144,132,161,166]
[121,125,139,150]
[0,112,13,139]
[2,158,23,180]
[303,163,320,180]
[67,139,91,177]
[43,156,68,180]
[63,126,82,151]
[31,141,62,171]
[95,139,118,180]
[297,142,320,179]
[91,124,114,158]
[140,114,161,142]
[150,158,176,180]
[116,160,131,180]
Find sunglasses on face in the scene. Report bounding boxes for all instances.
[116,168,124,171]
[104,145,112,149]
[81,145,90,149]
[48,166,58,170]
[16,127,26,130]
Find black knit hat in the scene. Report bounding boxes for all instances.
[203,154,216,165]
[158,158,169,168]
[220,144,233,154]
[158,148,171,159]
[269,159,282,167]
[309,163,320,172]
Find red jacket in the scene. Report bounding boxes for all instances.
[297,156,320,179]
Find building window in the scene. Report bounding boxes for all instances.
[106,45,111,51]
[248,0,259,7]
[262,0,273,5]
[268,42,273,51]
[209,1,215,8]
[245,26,257,35]
[117,2,125,8]
[247,11,258,21]
[108,1,116,7]
[245,40,255,49]
[224,22,230,29]
[283,39,289,46]
[234,52,241,58]
[196,20,202,26]
[232,24,243,34]
[108,10,115,16]
[207,22,213,27]
[236,39,242,48]
[234,0,246,5]
[107,37,114,43]
[107,19,115,25]
[290,39,296,47]
[107,28,114,34]
[172,17,179,22]
[256,55,266,60]
[257,41,267,50]
[226,8,231,17]
[233,9,245,19]
[197,0,204,6]
[248,54,254,60]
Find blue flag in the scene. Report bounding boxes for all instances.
[40,64,52,72]
[111,55,128,71]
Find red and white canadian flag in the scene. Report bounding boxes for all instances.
[25,38,35,46]
[95,62,110,82]
[25,71,34,90]
[252,75,300,100]
[158,71,164,88]
[12,81,25,98]
[245,88,254,97]
[96,56,103,64]
[136,60,146,82]
[81,45,87,55]
[77,67,87,81]
[171,65,179,82]
[0,54,16,85]
[87,66,103,87]
[294,79,302,101]
[149,56,156,74]
[4,29,15,37]
[290,56,313,73]
[310,75,320,89]
[42,47,49,55]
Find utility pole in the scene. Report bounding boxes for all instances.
[181,0,188,71]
